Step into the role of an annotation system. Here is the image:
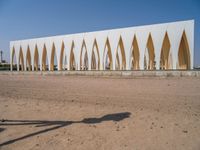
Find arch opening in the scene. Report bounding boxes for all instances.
[130,35,140,70]
[63,54,67,70]
[19,47,25,71]
[115,37,126,70]
[50,43,57,71]
[91,40,100,70]
[80,41,88,70]
[59,42,65,70]
[42,45,48,71]
[70,43,76,70]
[160,33,171,70]
[34,46,39,71]
[26,46,32,71]
[103,39,113,70]
[144,34,155,70]
[178,31,190,70]
[91,50,96,70]
[116,52,120,70]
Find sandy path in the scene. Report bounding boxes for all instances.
[0,75,200,150]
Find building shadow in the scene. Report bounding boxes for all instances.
[0,112,131,147]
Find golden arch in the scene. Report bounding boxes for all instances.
[144,34,155,70]
[69,42,76,70]
[34,45,39,71]
[130,35,140,70]
[103,38,113,70]
[115,36,126,70]
[19,47,24,71]
[160,32,171,70]
[91,39,100,70]
[50,43,57,71]
[26,46,32,71]
[41,44,48,71]
[80,41,88,70]
[59,42,65,71]
[178,31,190,69]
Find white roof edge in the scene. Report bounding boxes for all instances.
[10,19,194,43]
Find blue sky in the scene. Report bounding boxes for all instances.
[0,0,199,66]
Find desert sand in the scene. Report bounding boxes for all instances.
[0,74,200,150]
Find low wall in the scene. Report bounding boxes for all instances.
[0,70,200,77]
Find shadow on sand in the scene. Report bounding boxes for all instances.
[0,112,131,147]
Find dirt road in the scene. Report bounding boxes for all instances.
[0,75,200,150]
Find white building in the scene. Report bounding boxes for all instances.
[10,20,194,71]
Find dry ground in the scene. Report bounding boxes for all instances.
[0,74,200,150]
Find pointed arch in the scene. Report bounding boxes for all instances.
[160,32,171,70]
[34,45,39,71]
[80,40,88,70]
[63,54,67,70]
[19,47,24,71]
[130,35,140,70]
[103,38,113,70]
[50,43,57,71]
[144,51,148,70]
[11,47,17,71]
[115,36,126,70]
[115,52,120,70]
[91,50,96,70]
[70,42,76,70]
[59,41,65,70]
[26,46,32,71]
[83,51,88,70]
[168,53,173,69]
[178,31,191,69]
[91,39,100,70]
[145,33,155,70]
[42,44,48,71]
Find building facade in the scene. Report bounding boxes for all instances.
[10,20,194,71]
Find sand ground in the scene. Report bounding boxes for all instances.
[0,74,200,150]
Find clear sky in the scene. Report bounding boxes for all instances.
[0,0,199,66]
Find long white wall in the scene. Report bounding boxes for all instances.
[10,20,194,71]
